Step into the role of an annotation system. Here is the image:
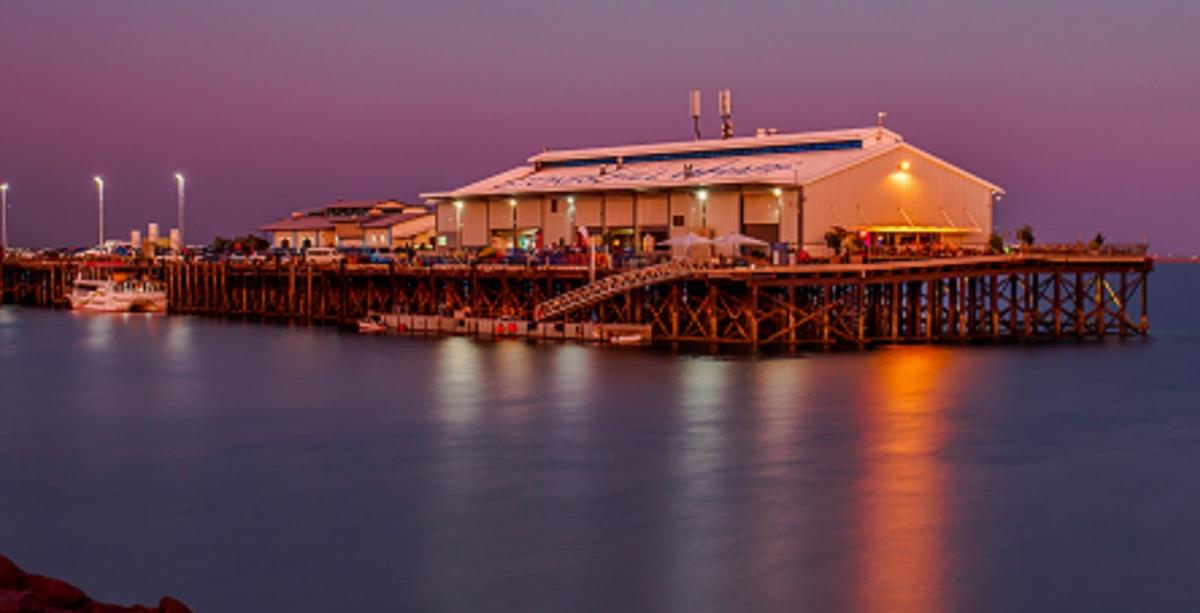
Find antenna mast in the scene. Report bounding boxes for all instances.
[719,89,734,139]
[689,90,702,140]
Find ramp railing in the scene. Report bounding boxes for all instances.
[534,260,703,321]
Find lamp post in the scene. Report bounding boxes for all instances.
[454,200,464,250]
[509,198,517,250]
[174,173,185,249]
[1,183,9,251]
[93,176,105,247]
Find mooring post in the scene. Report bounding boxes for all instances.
[990,274,1000,338]
[1074,271,1085,337]
[1053,270,1062,338]
[1140,269,1149,333]
[924,280,934,340]
[1027,274,1036,340]
[1009,273,1019,339]
[669,283,680,339]
[749,284,760,350]
[856,281,866,346]
[1119,271,1129,337]
[821,284,831,345]
[288,261,297,320]
[890,281,899,341]
[706,282,718,343]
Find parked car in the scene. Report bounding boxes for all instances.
[304,247,344,265]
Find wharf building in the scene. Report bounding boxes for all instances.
[422,125,1003,256]
[260,199,435,250]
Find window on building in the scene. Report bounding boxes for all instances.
[550,199,559,214]
[672,215,685,227]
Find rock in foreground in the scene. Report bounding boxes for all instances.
[0,555,191,613]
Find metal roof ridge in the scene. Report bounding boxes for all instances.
[528,127,900,164]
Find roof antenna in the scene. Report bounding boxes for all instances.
[876,111,888,141]
[689,90,702,140]
[719,89,734,139]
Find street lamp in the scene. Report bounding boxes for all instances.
[174,173,185,249]
[509,198,517,249]
[93,176,105,247]
[1,183,9,251]
[453,200,464,249]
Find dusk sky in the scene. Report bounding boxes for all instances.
[1,0,1197,251]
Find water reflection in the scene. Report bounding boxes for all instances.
[434,337,485,429]
[548,345,593,448]
[857,347,954,613]
[665,357,733,612]
[492,341,535,426]
[81,313,115,352]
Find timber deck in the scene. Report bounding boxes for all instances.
[1,254,1152,348]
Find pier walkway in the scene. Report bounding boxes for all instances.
[1,253,1153,348]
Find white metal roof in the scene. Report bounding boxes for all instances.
[421,127,1003,200]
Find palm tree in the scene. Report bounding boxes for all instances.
[824,226,849,256]
[1016,225,1036,247]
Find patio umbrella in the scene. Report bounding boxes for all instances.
[713,233,768,247]
[660,232,713,248]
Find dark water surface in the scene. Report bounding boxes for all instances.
[2,265,1198,612]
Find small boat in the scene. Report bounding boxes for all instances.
[357,314,388,334]
[69,277,167,313]
[609,333,644,346]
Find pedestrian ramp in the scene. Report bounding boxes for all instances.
[533,260,702,321]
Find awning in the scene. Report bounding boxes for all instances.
[852,225,981,235]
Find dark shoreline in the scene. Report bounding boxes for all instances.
[0,555,190,613]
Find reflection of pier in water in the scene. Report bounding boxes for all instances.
[2,254,1151,349]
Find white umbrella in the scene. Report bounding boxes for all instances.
[713,233,768,247]
[660,232,713,248]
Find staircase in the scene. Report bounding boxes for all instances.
[534,260,703,321]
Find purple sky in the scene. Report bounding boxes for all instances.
[1,1,1197,252]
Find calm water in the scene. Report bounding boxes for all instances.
[1,265,1198,612]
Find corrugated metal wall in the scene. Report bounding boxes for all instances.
[802,145,993,253]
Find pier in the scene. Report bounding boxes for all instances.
[2,252,1152,348]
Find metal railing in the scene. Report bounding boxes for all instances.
[533,259,705,321]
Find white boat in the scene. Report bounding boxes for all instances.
[69,277,167,313]
[609,333,644,346]
[357,314,388,334]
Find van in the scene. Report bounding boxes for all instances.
[304,247,344,265]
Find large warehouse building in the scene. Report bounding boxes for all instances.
[422,124,1003,255]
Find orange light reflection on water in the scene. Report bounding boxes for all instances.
[857,346,956,613]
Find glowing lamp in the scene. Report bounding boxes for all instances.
[898,160,911,172]
[771,187,782,198]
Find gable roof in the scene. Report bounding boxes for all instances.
[259,216,335,232]
[421,127,1003,200]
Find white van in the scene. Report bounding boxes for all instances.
[304,247,344,265]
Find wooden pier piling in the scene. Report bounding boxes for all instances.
[2,253,1153,348]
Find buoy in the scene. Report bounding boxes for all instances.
[496,323,504,334]
[397,324,407,332]
[508,323,517,334]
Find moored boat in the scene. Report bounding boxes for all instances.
[69,276,167,313]
[609,333,644,346]
[357,314,388,334]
